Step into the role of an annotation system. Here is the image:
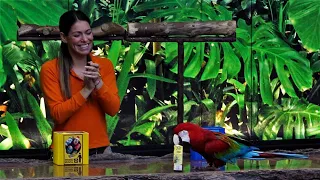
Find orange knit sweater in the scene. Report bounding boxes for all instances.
[40,54,120,149]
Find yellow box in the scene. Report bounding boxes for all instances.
[173,145,183,171]
[53,164,89,177]
[53,131,89,165]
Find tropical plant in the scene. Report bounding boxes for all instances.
[255,98,320,140]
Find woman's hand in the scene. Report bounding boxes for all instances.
[83,61,103,89]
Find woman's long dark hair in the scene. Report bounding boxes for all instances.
[58,10,92,99]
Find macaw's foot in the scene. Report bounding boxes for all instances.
[191,164,218,172]
[203,165,218,171]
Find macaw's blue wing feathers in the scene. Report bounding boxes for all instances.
[204,131,258,163]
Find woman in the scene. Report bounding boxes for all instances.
[40,10,120,155]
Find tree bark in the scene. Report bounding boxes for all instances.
[91,23,125,36]
[18,22,125,38]
[127,21,236,37]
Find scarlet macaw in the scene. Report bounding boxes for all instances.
[173,122,307,168]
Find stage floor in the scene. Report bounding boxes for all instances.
[0,149,319,179]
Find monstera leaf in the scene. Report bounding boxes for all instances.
[288,0,320,52]
[255,98,320,140]
[235,18,313,105]
[134,1,237,80]
[0,0,67,44]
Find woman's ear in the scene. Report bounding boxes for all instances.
[60,32,67,43]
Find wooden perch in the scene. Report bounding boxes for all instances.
[91,23,125,36]
[18,24,60,36]
[17,21,125,40]
[127,21,236,37]
[17,21,236,41]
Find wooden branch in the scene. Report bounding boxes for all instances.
[17,22,125,39]
[17,21,236,41]
[18,24,59,36]
[91,23,125,36]
[127,21,236,37]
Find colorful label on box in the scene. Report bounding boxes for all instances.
[63,135,83,164]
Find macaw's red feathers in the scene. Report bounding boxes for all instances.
[173,122,308,168]
[203,130,239,154]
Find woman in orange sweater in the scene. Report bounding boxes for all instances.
[40,10,120,155]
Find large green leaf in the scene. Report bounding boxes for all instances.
[236,18,313,104]
[138,104,176,122]
[200,42,220,81]
[129,73,177,84]
[42,41,61,63]
[0,45,6,88]
[106,115,119,140]
[134,1,233,80]
[107,40,122,67]
[2,42,32,68]
[128,121,156,138]
[221,43,241,79]
[26,91,52,146]
[0,138,13,150]
[4,112,29,149]
[75,0,97,22]
[183,43,204,78]
[133,0,199,22]
[116,42,140,102]
[145,60,156,99]
[288,0,320,52]
[255,98,320,140]
[0,0,67,44]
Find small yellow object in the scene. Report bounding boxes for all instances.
[173,144,183,171]
[53,131,89,165]
[53,164,89,177]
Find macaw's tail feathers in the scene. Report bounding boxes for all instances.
[241,150,308,160]
[256,151,308,159]
[242,150,260,159]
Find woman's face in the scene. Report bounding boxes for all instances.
[64,20,93,59]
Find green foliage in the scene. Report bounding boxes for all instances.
[255,98,320,140]
[0,0,67,44]
[236,17,313,105]
[26,92,52,146]
[4,112,29,150]
[0,45,6,88]
[226,158,313,171]
[288,0,320,52]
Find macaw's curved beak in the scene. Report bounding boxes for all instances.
[173,134,180,145]
[173,133,191,151]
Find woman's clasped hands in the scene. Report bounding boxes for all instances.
[83,61,102,90]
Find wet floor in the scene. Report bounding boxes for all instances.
[0,154,319,179]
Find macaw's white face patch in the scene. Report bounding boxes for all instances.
[178,130,190,143]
